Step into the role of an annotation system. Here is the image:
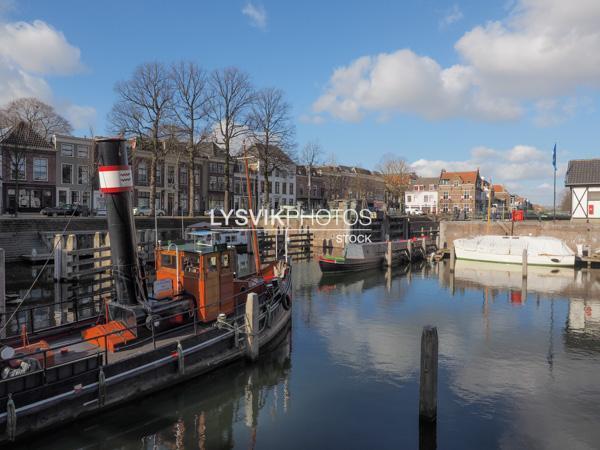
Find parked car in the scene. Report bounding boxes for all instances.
[41,204,90,217]
[405,208,424,215]
[133,206,166,216]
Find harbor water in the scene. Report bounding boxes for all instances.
[10,259,600,449]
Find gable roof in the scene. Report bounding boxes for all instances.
[412,176,439,186]
[440,170,479,184]
[492,184,506,192]
[1,122,52,149]
[565,159,600,186]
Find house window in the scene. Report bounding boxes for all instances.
[61,143,74,157]
[443,191,449,200]
[82,191,90,206]
[423,195,430,203]
[71,191,80,204]
[209,162,224,174]
[156,163,162,185]
[289,183,294,195]
[33,158,48,181]
[167,166,175,186]
[138,161,148,184]
[194,167,201,185]
[58,190,68,205]
[179,164,188,186]
[62,164,73,184]
[275,182,280,194]
[282,182,287,195]
[463,190,470,200]
[77,145,89,158]
[137,191,150,208]
[260,181,265,193]
[78,166,89,185]
[407,195,412,203]
[10,157,26,180]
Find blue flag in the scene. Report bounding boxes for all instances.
[552,143,557,169]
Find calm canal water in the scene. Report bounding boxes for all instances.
[14,259,600,449]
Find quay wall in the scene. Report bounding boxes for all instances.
[439,220,600,253]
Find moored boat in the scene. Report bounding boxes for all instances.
[453,235,575,267]
[0,138,292,444]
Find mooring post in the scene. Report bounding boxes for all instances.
[386,241,393,267]
[407,239,413,261]
[245,292,260,361]
[522,248,528,279]
[0,248,5,339]
[419,326,438,422]
[449,246,456,273]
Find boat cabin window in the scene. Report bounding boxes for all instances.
[183,254,200,272]
[207,255,218,272]
[161,254,177,269]
[222,253,230,268]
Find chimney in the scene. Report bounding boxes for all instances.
[96,137,140,306]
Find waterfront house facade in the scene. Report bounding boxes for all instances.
[247,144,296,210]
[404,176,439,213]
[295,165,326,210]
[52,134,95,208]
[565,159,600,221]
[438,169,483,216]
[0,122,56,213]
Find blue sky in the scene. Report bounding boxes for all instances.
[1,0,599,205]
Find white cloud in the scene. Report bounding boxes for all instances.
[242,3,267,30]
[299,114,325,125]
[313,0,600,124]
[440,4,464,27]
[409,144,564,204]
[0,15,95,132]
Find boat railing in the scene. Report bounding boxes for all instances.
[0,277,288,391]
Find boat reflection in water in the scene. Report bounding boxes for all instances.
[22,327,292,450]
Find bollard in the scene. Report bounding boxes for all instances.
[449,246,456,273]
[177,341,185,375]
[245,293,260,361]
[98,367,106,407]
[522,248,528,279]
[419,326,438,422]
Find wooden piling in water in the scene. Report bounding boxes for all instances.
[0,248,5,339]
[522,249,528,279]
[419,326,438,422]
[386,241,392,267]
[245,293,260,361]
[449,246,456,273]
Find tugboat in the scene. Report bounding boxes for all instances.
[0,138,292,444]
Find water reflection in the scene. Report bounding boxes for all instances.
[12,261,600,449]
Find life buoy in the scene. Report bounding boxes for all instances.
[282,294,292,310]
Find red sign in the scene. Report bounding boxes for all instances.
[589,204,595,215]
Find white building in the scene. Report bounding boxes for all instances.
[565,159,600,220]
[404,177,439,214]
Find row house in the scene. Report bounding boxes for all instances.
[1,123,56,213]
[565,159,600,221]
[404,177,439,213]
[438,169,483,215]
[295,165,327,210]
[246,144,296,210]
[131,140,214,215]
[319,165,386,208]
[52,134,95,208]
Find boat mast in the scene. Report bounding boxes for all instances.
[96,137,142,305]
[243,144,262,275]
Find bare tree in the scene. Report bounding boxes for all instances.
[559,188,572,213]
[171,61,210,216]
[376,154,410,209]
[248,87,295,206]
[207,67,254,210]
[109,62,174,215]
[300,140,322,210]
[2,98,72,139]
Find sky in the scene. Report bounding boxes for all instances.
[1,0,600,205]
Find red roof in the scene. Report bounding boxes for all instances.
[492,184,506,192]
[440,170,479,184]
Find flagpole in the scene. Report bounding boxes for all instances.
[552,143,557,221]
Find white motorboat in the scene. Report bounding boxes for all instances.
[453,235,575,267]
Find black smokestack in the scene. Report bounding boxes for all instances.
[96,137,139,306]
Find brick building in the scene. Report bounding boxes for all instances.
[438,169,483,216]
[1,122,56,213]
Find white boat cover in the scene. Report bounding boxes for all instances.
[455,235,573,258]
